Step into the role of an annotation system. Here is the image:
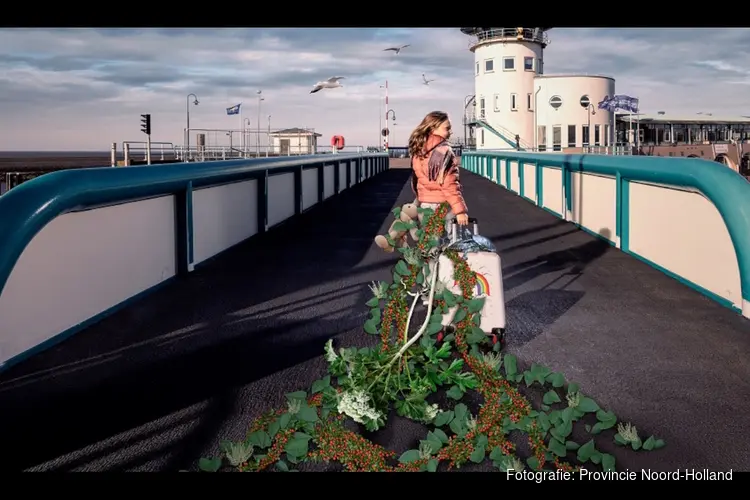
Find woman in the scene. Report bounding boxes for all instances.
[408,111,469,237]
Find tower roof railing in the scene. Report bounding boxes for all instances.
[464,27,550,49]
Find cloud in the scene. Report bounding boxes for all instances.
[0,28,748,151]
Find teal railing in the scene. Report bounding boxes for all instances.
[462,151,750,316]
[0,153,389,300]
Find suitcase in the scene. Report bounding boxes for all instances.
[437,218,507,346]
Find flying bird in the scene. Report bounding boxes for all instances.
[310,76,345,94]
[422,73,435,85]
[383,44,410,54]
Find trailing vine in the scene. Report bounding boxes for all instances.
[196,203,665,473]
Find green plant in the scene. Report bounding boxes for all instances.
[197,203,665,472]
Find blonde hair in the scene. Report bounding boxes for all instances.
[408,111,448,158]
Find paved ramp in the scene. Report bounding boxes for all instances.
[1,167,749,472]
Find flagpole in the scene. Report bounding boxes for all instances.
[240,104,243,155]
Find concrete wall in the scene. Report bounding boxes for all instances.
[463,151,750,320]
[0,153,389,370]
[534,75,616,150]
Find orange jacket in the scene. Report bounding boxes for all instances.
[411,134,468,215]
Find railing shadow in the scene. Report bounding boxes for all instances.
[502,228,613,347]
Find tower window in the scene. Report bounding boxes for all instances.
[510,93,518,111]
[527,93,533,111]
[476,62,479,75]
[503,57,515,71]
[493,94,500,112]
[524,57,534,71]
[549,95,562,109]
[484,59,494,72]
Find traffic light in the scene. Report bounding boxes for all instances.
[140,114,151,135]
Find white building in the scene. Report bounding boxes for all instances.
[269,128,321,155]
[461,27,616,151]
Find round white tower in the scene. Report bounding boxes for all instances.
[460,27,551,151]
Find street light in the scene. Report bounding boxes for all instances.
[267,114,271,157]
[186,93,199,159]
[379,84,386,150]
[386,109,396,151]
[463,94,475,147]
[244,118,251,155]
[580,95,596,150]
[256,90,264,156]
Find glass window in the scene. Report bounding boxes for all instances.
[524,57,534,71]
[503,57,515,70]
[485,59,494,72]
[568,125,576,147]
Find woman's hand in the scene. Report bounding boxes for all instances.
[456,213,469,225]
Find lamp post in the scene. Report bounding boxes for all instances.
[386,109,396,153]
[379,83,386,150]
[186,93,199,159]
[244,118,251,155]
[463,94,475,147]
[580,95,595,151]
[267,114,271,157]
[256,90,264,156]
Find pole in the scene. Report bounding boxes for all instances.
[110,142,117,167]
[146,133,152,165]
[267,115,271,157]
[257,91,263,156]
[384,80,389,151]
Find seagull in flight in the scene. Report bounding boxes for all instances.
[422,73,435,85]
[310,76,345,94]
[383,44,410,54]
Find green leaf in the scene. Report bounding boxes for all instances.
[430,428,449,444]
[416,271,424,284]
[503,354,518,377]
[392,221,409,233]
[576,397,599,413]
[247,430,272,449]
[395,260,410,275]
[363,320,378,335]
[398,449,422,463]
[653,438,666,450]
[267,419,280,439]
[446,385,464,400]
[546,372,566,388]
[548,438,567,457]
[541,404,550,411]
[198,457,222,472]
[453,308,467,324]
[567,382,580,394]
[443,290,457,307]
[601,453,616,471]
[276,460,289,472]
[285,437,310,458]
[370,308,381,322]
[467,297,485,313]
[469,445,486,463]
[453,403,468,421]
[296,404,319,423]
[595,410,617,428]
[527,456,540,471]
[543,390,561,405]
[365,297,380,307]
[643,436,660,451]
[285,391,307,402]
[311,375,331,394]
[427,322,443,335]
[590,423,603,435]
[576,439,596,463]
[434,411,454,427]
[466,327,486,344]
[565,441,580,451]
[489,446,505,462]
[421,438,442,454]
[449,418,466,437]
[279,412,292,429]
[427,458,439,472]
[631,438,642,451]
[614,433,627,446]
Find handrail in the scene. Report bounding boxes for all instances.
[464,150,750,307]
[0,152,387,297]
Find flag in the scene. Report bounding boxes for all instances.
[226,103,241,115]
[597,95,615,111]
[609,95,639,113]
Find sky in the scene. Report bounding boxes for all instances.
[1,27,749,151]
